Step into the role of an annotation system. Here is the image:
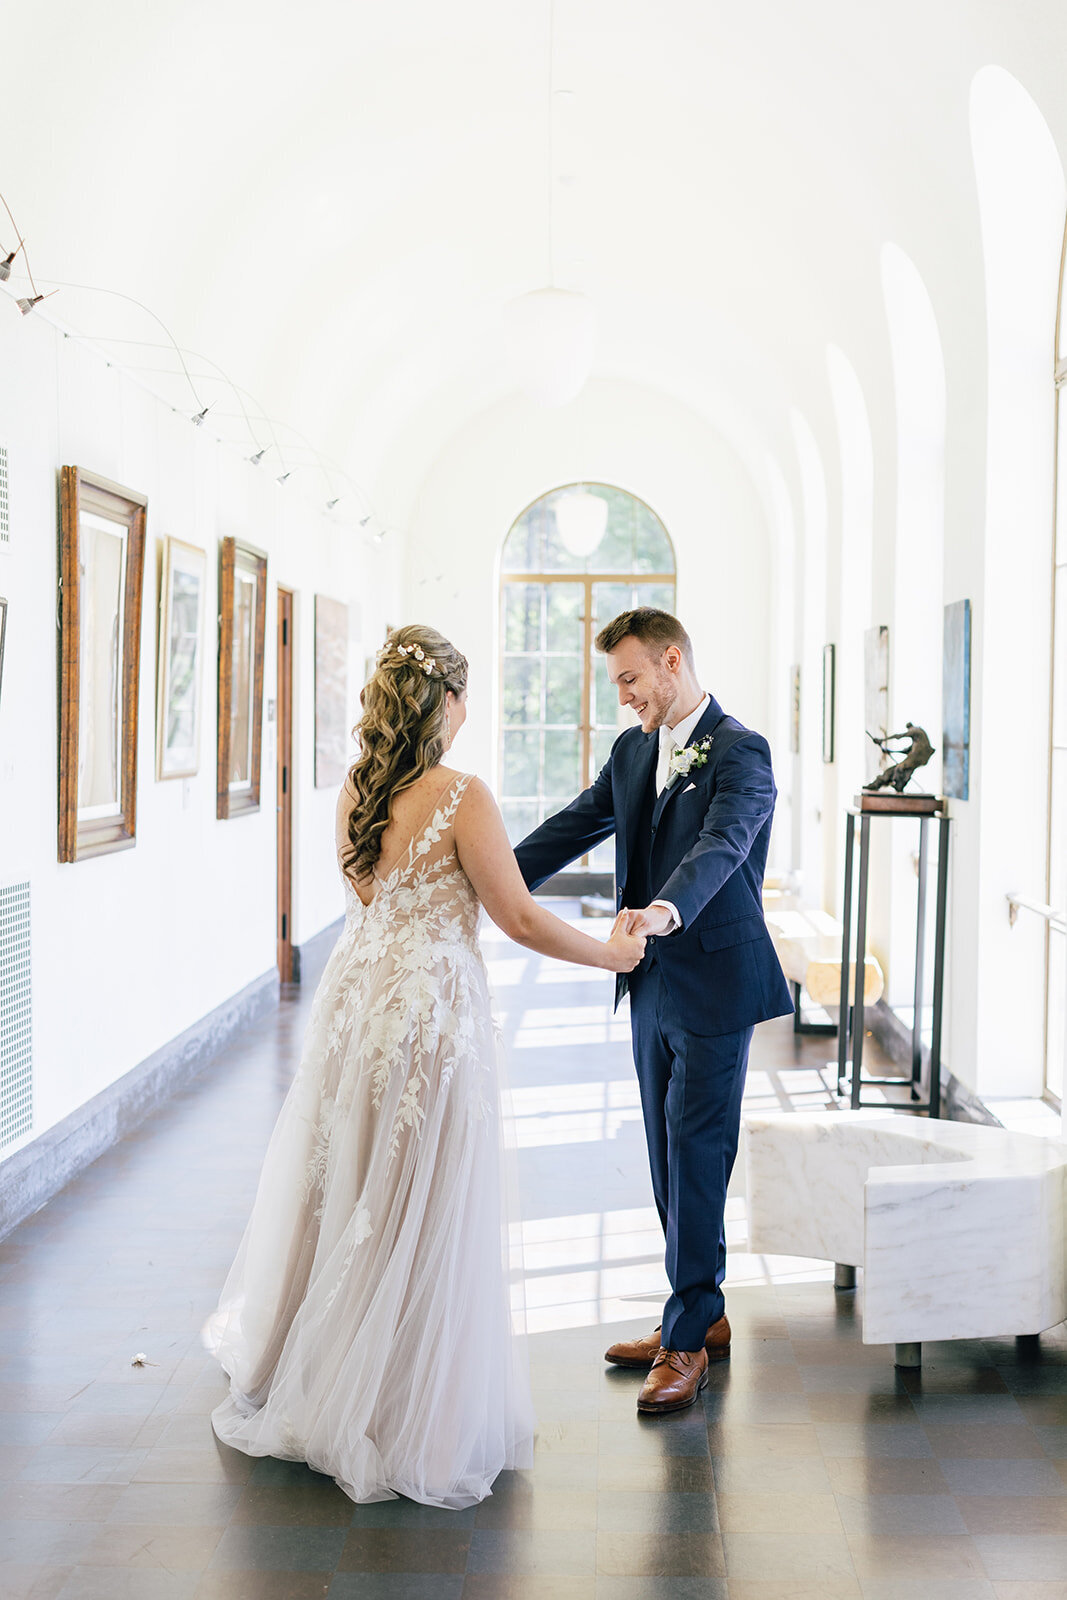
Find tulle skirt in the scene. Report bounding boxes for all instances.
[204,928,535,1508]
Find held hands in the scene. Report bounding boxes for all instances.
[605,910,647,972]
[621,903,676,938]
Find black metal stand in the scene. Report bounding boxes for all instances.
[792,981,839,1037]
[836,803,950,1117]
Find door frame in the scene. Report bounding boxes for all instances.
[276,587,295,982]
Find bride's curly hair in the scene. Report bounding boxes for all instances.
[342,624,468,882]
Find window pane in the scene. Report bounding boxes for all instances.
[502,729,540,797]
[633,504,674,573]
[592,582,632,628]
[504,584,542,653]
[501,511,542,573]
[503,657,542,724]
[590,837,615,872]
[501,799,539,846]
[541,498,583,573]
[634,582,676,613]
[595,496,636,572]
[593,654,615,728]
[594,728,617,771]
[543,729,581,797]
[545,582,583,653]
[545,655,581,724]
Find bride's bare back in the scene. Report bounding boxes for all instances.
[336,765,466,907]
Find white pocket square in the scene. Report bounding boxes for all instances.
[682,781,697,793]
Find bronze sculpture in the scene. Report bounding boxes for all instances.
[864,723,935,794]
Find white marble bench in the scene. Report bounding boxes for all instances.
[762,902,884,1021]
[744,1110,1067,1365]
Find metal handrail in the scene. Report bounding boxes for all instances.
[1007,893,1067,935]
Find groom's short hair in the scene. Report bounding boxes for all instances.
[595,607,694,667]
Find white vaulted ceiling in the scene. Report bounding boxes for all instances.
[3,0,1067,523]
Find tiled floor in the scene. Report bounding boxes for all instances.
[1,907,1066,1599]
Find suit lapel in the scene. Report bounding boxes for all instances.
[651,696,726,828]
[617,731,657,894]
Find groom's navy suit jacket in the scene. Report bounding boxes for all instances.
[515,695,793,1038]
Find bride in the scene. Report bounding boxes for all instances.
[207,623,645,1508]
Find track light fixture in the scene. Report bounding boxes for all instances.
[0,249,17,282]
[326,497,340,510]
[248,448,266,465]
[16,295,44,315]
[359,515,371,528]
[276,471,290,484]
[192,405,211,426]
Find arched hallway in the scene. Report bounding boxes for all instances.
[1,918,1065,1600]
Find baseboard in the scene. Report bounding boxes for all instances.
[291,916,343,984]
[865,999,1000,1126]
[0,966,280,1241]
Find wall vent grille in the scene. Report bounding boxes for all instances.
[0,444,9,544]
[0,883,33,1149]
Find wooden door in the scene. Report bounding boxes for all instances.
[276,588,295,981]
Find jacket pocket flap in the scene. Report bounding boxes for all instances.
[698,916,764,953]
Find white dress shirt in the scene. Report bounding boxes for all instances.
[649,693,710,933]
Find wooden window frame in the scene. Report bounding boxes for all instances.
[58,466,148,862]
[216,536,268,820]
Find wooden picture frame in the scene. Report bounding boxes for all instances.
[822,643,836,764]
[58,467,148,862]
[789,664,801,754]
[216,536,267,819]
[156,537,207,780]
[942,598,972,800]
[314,594,349,788]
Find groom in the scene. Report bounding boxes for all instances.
[515,608,792,1415]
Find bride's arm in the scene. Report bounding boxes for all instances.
[454,778,645,973]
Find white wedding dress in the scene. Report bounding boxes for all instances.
[207,773,535,1508]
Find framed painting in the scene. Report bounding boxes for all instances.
[156,537,206,780]
[789,664,801,754]
[314,594,349,788]
[822,642,836,764]
[864,624,890,784]
[216,537,267,819]
[58,467,148,862]
[943,598,972,800]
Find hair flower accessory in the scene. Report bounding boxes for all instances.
[387,641,438,677]
[667,733,714,785]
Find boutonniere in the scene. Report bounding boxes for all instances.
[667,734,714,785]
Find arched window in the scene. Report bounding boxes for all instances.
[1048,216,1067,1105]
[499,484,676,863]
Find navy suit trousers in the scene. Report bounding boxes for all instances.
[628,954,753,1352]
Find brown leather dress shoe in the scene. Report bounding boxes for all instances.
[604,1314,731,1368]
[637,1347,709,1414]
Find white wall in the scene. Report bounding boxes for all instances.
[0,312,395,1156]
[398,379,775,794]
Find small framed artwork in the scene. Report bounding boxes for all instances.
[822,643,836,764]
[314,595,349,788]
[216,537,267,819]
[58,467,148,862]
[0,596,7,709]
[790,665,801,754]
[156,537,206,780]
[864,624,890,784]
[943,598,972,800]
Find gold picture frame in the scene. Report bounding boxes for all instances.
[216,536,267,819]
[156,536,207,781]
[58,467,148,861]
